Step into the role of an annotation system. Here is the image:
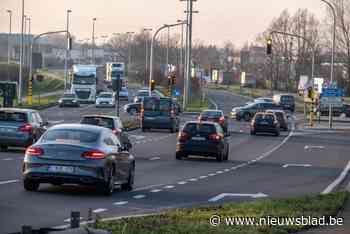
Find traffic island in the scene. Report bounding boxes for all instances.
[94,192,348,234]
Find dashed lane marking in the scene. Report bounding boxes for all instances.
[149,157,161,161]
[113,201,129,206]
[150,189,162,193]
[163,185,175,189]
[177,181,187,185]
[133,194,146,199]
[93,208,108,213]
[0,179,19,185]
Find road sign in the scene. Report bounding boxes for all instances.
[322,88,343,97]
[320,96,343,106]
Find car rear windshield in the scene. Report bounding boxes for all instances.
[281,96,294,102]
[183,123,216,135]
[63,94,76,98]
[0,111,27,122]
[144,99,171,111]
[99,93,112,98]
[42,129,99,144]
[201,111,222,118]
[255,114,275,123]
[81,117,114,129]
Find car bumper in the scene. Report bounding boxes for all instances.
[59,102,79,107]
[142,118,175,129]
[96,103,115,108]
[176,142,222,156]
[252,125,279,133]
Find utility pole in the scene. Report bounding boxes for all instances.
[7,10,12,67]
[92,18,96,64]
[18,0,25,103]
[65,10,72,90]
[26,17,31,68]
[126,32,135,73]
[166,27,170,76]
[143,28,152,85]
[23,15,27,68]
[177,20,185,83]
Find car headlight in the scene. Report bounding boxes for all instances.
[58,99,62,103]
[72,100,77,102]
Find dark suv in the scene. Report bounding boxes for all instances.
[0,108,48,150]
[250,112,280,136]
[176,121,229,162]
[232,102,281,121]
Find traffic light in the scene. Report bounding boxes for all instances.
[266,38,272,55]
[112,77,122,91]
[150,79,156,91]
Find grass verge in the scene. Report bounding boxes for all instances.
[96,192,348,234]
[185,97,210,112]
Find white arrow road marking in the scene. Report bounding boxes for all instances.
[322,160,350,194]
[93,208,107,213]
[129,135,146,140]
[305,145,325,150]
[0,179,19,185]
[209,193,268,202]
[282,164,312,168]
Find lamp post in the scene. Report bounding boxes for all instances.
[177,20,186,84]
[26,17,31,68]
[321,0,336,129]
[18,0,25,103]
[126,31,135,70]
[23,15,27,67]
[64,9,72,90]
[92,18,97,64]
[7,10,12,66]
[143,28,152,83]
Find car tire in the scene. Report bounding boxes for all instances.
[23,179,40,191]
[176,152,184,160]
[236,116,241,121]
[224,147,229,161]
[142,128,147,132]
[0,145,8,152]
[216,151,224,162]
[244,113,251,122]
[101,168,115,196]
[121,164,134,191]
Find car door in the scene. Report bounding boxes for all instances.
[110,134,130,182]
[103,135,124,182]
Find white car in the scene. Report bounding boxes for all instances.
[119,87,129,100]
[95,92,115,108]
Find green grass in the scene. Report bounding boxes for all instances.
[185,97,210,112]
[96,192,348,234]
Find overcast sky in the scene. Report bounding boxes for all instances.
[0,0,326,47]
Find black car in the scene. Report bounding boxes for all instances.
[272,94,295,112]
[265,109,288,131]
[250,112,280,136]
[123,102,141,115]
[231,102,281,121]
[22,124,135,196]
[0,108,48,150]
[176,121,229,162]
[58,93,80,107]
[80,115,132,151]
[198,110,228,134]
[141,97,180,133]
[343,104,350,117]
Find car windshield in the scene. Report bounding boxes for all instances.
[0,111,27,122]
[144,98,171,111]
[99,93,113,98]
[281,96,294,102]
[42,129,99,144]
[183,123,216,135]
[81,117,115,129]
[256,114,275,123]
[63,94,75,98]
[73,75,96,85]
[138,91,149,97]
[201,111,222,118]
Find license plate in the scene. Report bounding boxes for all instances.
[192,137,205,141]
[260,121,269,125]
[48,165,74,173]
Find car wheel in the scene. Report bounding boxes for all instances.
[236,116,241,121]
[51,182,63,186]
[176,152,184,160]
[0,145,8,152]
[101,168,115,196]
[224,147,229,161]
[142,128,147,132]
[216,151,224,162]
[170,125,176,133]
[244,113,251,122]
[121,164,134,191]
[23,179,40,191]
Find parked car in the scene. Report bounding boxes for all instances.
[22,124,135,195]
[118,87,129,101]
[273,94,295,112]
[198,110,228,134]
[231,102,281,121]
[141,97,180,132]
[176,121,229,162]
[0,108,48,151]
[265,109,288,131]
[95,92,115,108]
[123,102,141,115]
[58,93,80,107]
[80,115,132,151]
[250,112,280,136]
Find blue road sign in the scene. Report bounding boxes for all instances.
[174,89,180,96]
[322,88,343,97]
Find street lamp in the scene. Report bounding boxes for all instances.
[126,31,135,70]
[64,9,72,90]
[177,20,186,82]
[92,18,97,64]
[26,17,31,68]
[321,0,336,128]
[7,10,12,67]
[18,0,25,103]
[23,15,27,67]
[143,28,152,81]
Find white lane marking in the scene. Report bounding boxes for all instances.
[2,158,14,161]
[282,164,312,168]
[0,179,19,185]
[304,145,325,150]
[149,157,161,161]
[188,178,197,182]
[133,184,165,192]
[322,160,350,194]
[64,217,83,223]
[133,194,146,199]
[163,185,175,189]
[150,189,162,193]
[177,181,187,185]
[208,173,216,177]
[129,135,146,140]
[199,175,208,179]
[224,169,230,172]
[209,193,269,202]
[216,171,223,174]
[93,208,107,213]
[208,97,218,110]
[113,201,129,206]
[50,120,65,125]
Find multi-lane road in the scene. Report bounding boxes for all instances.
[1,89,350,233]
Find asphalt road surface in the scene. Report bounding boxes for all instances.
[1,89,350,233]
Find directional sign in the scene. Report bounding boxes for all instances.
[208,193,268,202]
[322,88,343,97]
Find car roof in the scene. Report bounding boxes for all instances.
[255,112,276,116]
[49,123,109,133]
[0,108,35,113]
[185,121,218,125]
[99,92,113,95]
[82,114,119,120]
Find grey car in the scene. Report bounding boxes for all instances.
[22,124,135,196]
[0,108,48,151]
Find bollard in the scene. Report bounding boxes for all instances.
[21,225,32,234]
[70,211,80,228]
[88,208,93,222]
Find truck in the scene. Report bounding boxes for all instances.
[70,65,105,103]
[106,62,127,87]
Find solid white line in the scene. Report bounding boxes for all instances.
[133,183,165,192]
[177,181,187,185]
[113,201,129,206]
[2,158,14,161]
[150,189,162,193]
[163,185,175,189]
[93,208,108,213]
[64,217,83,223]
[133,194,146,199]
[0,179,19,185]
[149,157,161,161]
[322,160,350,194]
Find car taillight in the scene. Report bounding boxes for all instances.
[112,128,121,134]
[19,124,33,133]
[209,133,222,141]
[25,147,44,157]
[219,116,225,124]
[178,132,189,142]
[82,150,106,159]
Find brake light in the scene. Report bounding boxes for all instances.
[82,150,106,159]
[209,133,222,141]
[178,132,189,142]
[219,116,225,124]
[19,124,33,133]
[25,147,44,157]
